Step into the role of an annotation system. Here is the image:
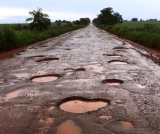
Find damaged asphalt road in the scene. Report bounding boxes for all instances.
[0,24,160,134]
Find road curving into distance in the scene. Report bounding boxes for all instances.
[0,24,160,134]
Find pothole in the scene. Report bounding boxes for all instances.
[31,75,59,83]
[103,54,121,58]
[113,47,128,50]
[99,115,112,120]
[64,68,75,72]
[75,68,86,72]
[59,98,109,113]
[121,121,133,129]
[57,120,81,134]
[6,90,22,99]
[36,58,59,63]
[102,79,124,85]
[108,60,127,65]
[65,49,71,50]
[14,73,29,78]
[29,55,44,58]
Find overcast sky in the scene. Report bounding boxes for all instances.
[0,0,160,23]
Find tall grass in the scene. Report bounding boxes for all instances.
[0,24,85,52]
[96,24,160,50]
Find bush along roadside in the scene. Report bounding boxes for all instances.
[0,24,85,52]
[96,24,160,50]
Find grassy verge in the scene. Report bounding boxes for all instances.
[96,24,160,50]
[0,24,85,52]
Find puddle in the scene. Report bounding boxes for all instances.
[99,115,112,120]
[14,73,29,78]
[76,68,86,71]
[60,98,108,113]
[57,120,81,134]
[6,90,22,99]
[102,79,124,85]
[121,121,133,129]
[31,75,59,83]
[108,60,127,65]
[103,54,121,58]
[36,58,59,63]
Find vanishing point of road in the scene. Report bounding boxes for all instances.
[0,24,160,134]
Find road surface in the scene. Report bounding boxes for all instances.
[0,24,160,134]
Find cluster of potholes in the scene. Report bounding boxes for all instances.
[5,45,134,133]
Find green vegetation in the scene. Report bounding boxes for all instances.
[26,8,51,31]
[94,7,160,50]
[0,24,86,52]
[0,8,89,53]
[93,7,123,25]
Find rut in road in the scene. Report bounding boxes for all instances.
[0,24,160,134]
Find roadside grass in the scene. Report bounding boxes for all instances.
[0,24,85,52]
[96,24,160,50]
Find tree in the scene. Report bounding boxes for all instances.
[26,8,51,31]
[93,7,123,25]
[132,18,138,22]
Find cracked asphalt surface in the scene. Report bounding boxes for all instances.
[0,24,160,134]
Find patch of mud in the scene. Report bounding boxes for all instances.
[102,79,124,85]
[14,73,29,78]
[57,120,81,134]
[38,118,54,134]
[121,121,133,129]
[75,68,86,72]
[108,60,128,65]
[103,54,121,58]
[59,97,108,113]
[6,90,22,99]
[36,58,59,63]
[99,115,112,120]
[31,75,59,83]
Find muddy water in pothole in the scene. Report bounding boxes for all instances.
[102,79,124,85]
[6,90,22,99]
[60,99,108,113]
[57,120,81,134]
[14,73,29,78]
[108,60,127,65]
[99,115,112,120]
[121,121,133,129]
[31,76,58,83]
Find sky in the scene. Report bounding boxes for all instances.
[0,0,160,23]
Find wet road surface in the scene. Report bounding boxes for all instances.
[0,24,160,134]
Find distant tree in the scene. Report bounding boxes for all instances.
[132,18,138,22]
[140,19,142,21]
[79,18,90,25]
[26,8,51,31]
[94,7,123,25]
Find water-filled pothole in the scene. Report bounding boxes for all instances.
[59,97,109,113]
[6,90,22,99]
[75,68,86,72]
[103,54,121,58]
[31,75,59,83]
[57,120,81,134]
[36,58,59,63]
[108,60,127,65]
[121,121,133,129]
[102,79,124,85]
